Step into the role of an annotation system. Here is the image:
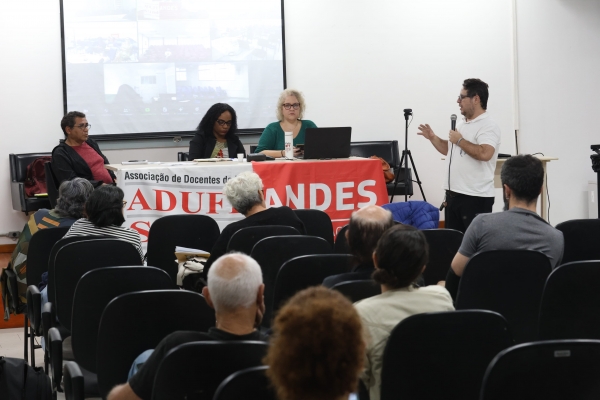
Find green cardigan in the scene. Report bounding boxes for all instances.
[255,120,317,152]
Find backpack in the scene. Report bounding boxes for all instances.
[24,156,52,197]
[0,357,52,400]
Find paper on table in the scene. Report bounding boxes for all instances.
[193,158,234,162]
[175,246,210,255]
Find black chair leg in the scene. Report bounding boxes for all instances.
[24,314,29,363]
[30,324,36,367]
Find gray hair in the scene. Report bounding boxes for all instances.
[207,253,263,312]
[54,178,94,219]
[275,88,306,121]
[223,171,263,215]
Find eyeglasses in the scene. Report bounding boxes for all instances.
[457,94,471,101]
[216,119,233,127]
[283,103,300,110]
[74,123,91,130]
[122,200,128,206]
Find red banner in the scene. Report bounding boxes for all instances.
[252,158,389,239]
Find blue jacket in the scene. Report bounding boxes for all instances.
[382,201,439,229]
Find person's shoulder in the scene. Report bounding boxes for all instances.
[302,120,317,128]
[165,330,211,347]
[52,140,68,153]
[418,284,453,297]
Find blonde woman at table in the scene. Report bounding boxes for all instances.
[255,89,317,158]
[188,103,246,160]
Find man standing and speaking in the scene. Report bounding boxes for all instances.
[417,78,501,233]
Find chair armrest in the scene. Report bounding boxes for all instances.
[10,181,26,212]
[42,302,54,350]
[26,285,42,336]
[63,361,85,400]
[49,327,64,392]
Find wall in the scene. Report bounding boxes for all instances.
[515,0,600,224]
[1,0,598,244]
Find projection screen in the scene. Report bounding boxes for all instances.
[61,0,286,138]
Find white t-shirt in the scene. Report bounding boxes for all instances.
[442,112,501,197]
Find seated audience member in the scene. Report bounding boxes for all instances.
[445,154,564,298]
[355,225,454,400]
[265,286,365,400]
[0,178,93,318]
[52,111,116,187]
[202,171,305,277]
[107,253,268,400]
[64,185,144,262]
[255,89,317,158]
[188,103,246,160]
[323,205,394,288]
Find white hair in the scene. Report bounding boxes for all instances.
[275,88,306,121]
[207,253,263,312]
[223,171,263,215]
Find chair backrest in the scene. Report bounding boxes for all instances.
[227,225,301,255]
[177,152,190,161]
[97,290,215,398]
[481,340,600,400]
[47,235,108,307]
[213,366,276,400]
[152,341,268,400]
[53,239,143,330]
[421,229,463,285]
[455,250,552,343]
[350,141,400,170]
[539,261,600,340]
[10,152,52,212]
[331,279,381,303]
[147,215,220,282]
[250,235,332,326]
[334,224,350,254]
[9,152,52,182]
[63,361,85,400]
[381,310,513,400]
[26,226,70,287]
[71,266,174,373]
[44,161,59,209]
[293,209,334,247]
[555,219,600,264]
[272,254,353,313]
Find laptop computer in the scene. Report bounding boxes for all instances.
[301,127,352,159]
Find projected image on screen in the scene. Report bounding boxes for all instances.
[62,0,284,136]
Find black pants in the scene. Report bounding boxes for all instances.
[445,192,494,233]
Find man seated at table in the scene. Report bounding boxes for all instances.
[52,111,116,188]
[323,205,394,288]
[107,253,268,400]
[445,154,564,298]
[201,171,305,279]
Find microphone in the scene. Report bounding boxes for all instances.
[451,114,457,131]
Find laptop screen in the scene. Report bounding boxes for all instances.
[302,127,352,159]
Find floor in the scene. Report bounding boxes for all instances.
[0,327,73,400]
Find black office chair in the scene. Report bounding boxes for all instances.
[9,152,52,213]
[250,235,332,326]
[177,152,190,161]
[227,225,301,255]
[63,361,85,400]
[23,226,69,367]
[152,341,269,400]
[334,224,350,254]
[272,254,353,313]
[330,280,381,303]
[380,310,513,400]
[539,261,600,340]
[52,267,175,397]
[349,141,413,196]
[555,219,600,264]
[44,161,59,209]
[147,215,220,283]
[213,366,276,400]
[481,340,600,400]
[455,250,552,344]
[293,209,334,247]
[421,229,463,286]
[96,290,215,399]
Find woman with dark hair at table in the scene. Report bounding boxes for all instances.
[255,88,317,158]
[1,178,93,317]
[188,103,246,160]
[64,185,144,262]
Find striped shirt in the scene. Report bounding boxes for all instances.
[65,219,144,262]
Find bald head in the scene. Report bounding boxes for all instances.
[348,205,394,263]
[207,253,263,312]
